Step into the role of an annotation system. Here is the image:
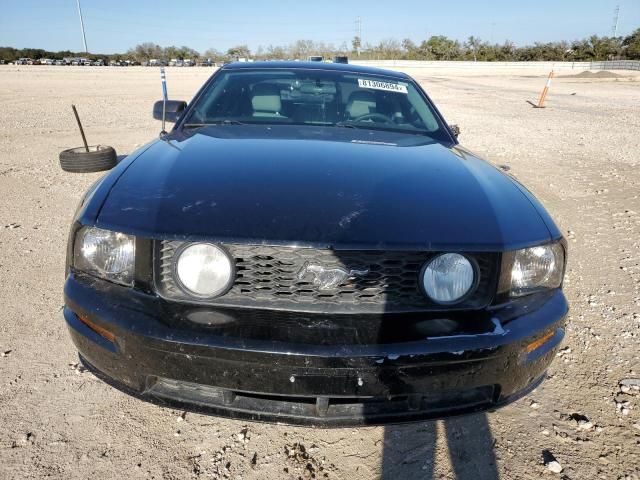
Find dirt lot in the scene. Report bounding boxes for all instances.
[0,65,639,479]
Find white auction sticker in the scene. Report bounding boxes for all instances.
[357,79,408,94]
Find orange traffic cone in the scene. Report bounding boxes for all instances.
[535,71,554,108]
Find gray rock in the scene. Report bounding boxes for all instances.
[547,460,563,473]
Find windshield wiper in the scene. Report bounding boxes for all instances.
[333,121,431,136]
[183,120,246,128]
[333,121,365,130]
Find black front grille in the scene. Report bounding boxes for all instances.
[155,242,499,313]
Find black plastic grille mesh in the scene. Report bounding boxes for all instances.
[156,241,498,313]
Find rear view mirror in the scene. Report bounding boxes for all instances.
[153,100,187,122]
[449,124,460,138]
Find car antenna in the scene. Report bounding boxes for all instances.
[160,66,168,136]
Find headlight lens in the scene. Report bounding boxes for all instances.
[175,243,233,298]
[509,243,565,296]
[422,253,475,304]
[73,227,135,286]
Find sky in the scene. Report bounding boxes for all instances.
[1,0,639,54]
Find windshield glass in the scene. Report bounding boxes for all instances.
[183,68,450,141]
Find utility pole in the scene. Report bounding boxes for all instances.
[612,4,620,37]
[356,16,362,57]
[76,0,88,53]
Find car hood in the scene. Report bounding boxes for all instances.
[95,126,556,250]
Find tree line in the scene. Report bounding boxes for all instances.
[2,29,639,63]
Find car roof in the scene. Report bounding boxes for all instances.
[220,61,410,80]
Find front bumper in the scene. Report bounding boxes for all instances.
[64,273,568,426]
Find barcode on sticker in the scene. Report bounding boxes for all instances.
[358,79,408,94]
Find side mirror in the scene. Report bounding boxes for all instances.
[153,100,187,122]
[449,124,460,138]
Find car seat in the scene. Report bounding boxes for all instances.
[251,84,285,118]
[345,90,376,119]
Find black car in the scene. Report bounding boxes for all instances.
[63,61,568,426]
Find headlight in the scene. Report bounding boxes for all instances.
[421,253,476,304]
[175,243,234,298]
[505,242,565,297]
[73,227,135,286]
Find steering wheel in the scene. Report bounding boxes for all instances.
[352,112,394,124]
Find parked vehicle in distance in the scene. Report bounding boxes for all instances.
[54,59,65,66]
[307,55,324,62]
[69,57,90,66]
[92,59,105,66]
[62,61,568,425]
[39,58,54,65]
[333,56,348,64]
[16,58,30,65]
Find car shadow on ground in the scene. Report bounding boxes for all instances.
[328,230,500,479]
[379,414,499,479]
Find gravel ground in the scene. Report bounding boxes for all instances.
[0,65,639,479]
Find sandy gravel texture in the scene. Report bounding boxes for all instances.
[0,65,639,479]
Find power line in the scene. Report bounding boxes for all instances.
[355,16,362,56]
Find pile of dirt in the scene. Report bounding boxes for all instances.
[562,70,623,79]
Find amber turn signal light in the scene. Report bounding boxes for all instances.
[77,314,116,343]
[525,330,555,354]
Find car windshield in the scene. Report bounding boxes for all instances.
[182,68,450,141]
